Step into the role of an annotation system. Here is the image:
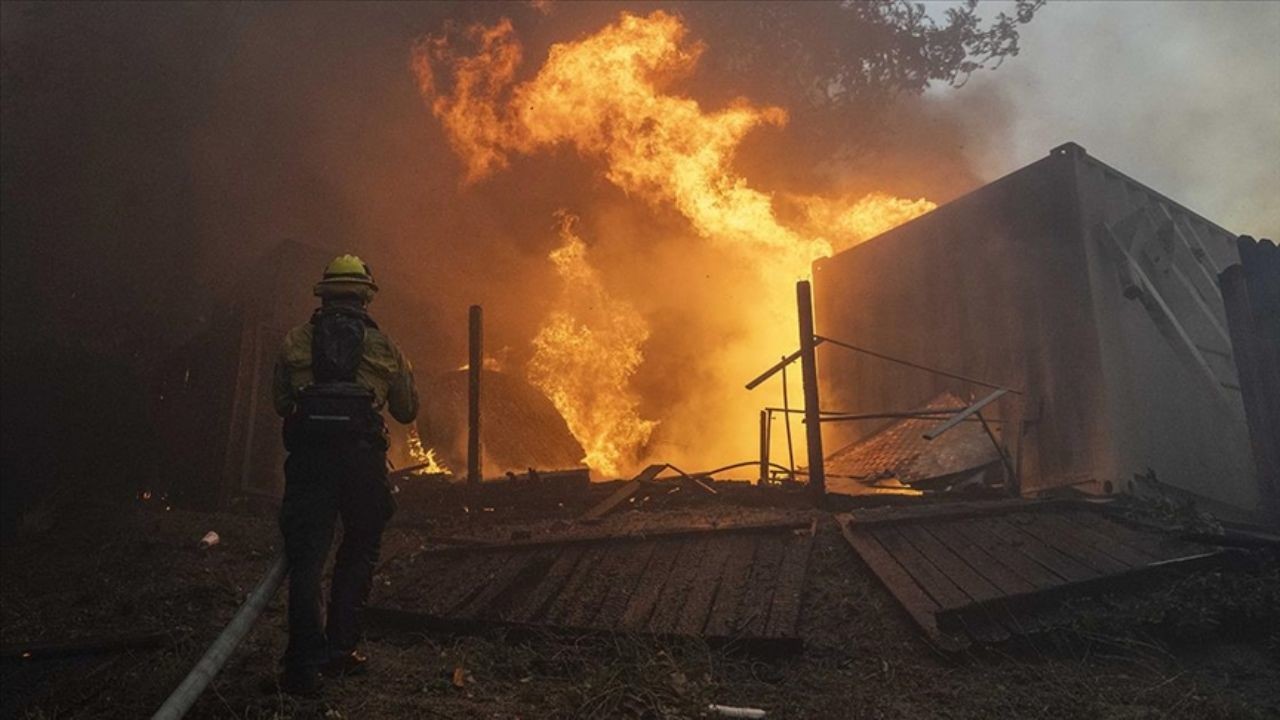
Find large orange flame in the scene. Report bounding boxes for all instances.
[527,213,656,477]
[414,11,935,476]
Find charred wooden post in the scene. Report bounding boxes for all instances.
[467,305,483,485]
[796,281,825,496]
[758,409,770,485]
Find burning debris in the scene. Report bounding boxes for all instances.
[4,2,1279,719]
[414,10,935,474]
[528,213,656,478]
[406,424,450,476]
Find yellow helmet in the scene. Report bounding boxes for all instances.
[314,254,378,300]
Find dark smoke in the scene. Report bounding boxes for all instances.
[1,1,1018,519]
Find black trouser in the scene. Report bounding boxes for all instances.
[279,440,394,672]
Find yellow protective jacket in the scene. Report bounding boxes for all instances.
[272,317,419,424]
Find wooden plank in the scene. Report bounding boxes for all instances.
[1007,513,1131,575]
[454,550,550,619]
[543,546,612,626]
[896,524,1003,603]
[703,535,760,637]
[582,479,646,521]
[363,604,803,656]
[847,499,1073,529]
[420,518,812,556]
[648,537,715,634]
[1065,510,1199,561]
[503,546,585,623]
[1031,513,1144,572]
[674,535,739,636]
[618,538,684,630]
[952,518,1065,590]
[428,553,513,616]
[890,524,1009,643]
[464,549,561,620]
[589,541,659,630]
[939,550,1230,632]
[375,551,458,608]
[837,518,965,651]
[924,523,1037,596]
[1050,511,1159,566]
[985,517,1099,584]
[735,532,788,637]
[874,526,972,610]
[764,526,816,638]
[560,546,647,629]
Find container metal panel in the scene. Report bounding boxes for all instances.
[814,144,1261,522]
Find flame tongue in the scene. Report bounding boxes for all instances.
[416,11,935,474]
[407,425,449,475]
[528,214,656,478]
[416,11,824,281]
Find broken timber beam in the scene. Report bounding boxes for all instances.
[361,605,804,656]
[935,550,1234,634]
[422,518,813,556]
[842,498,1086,529]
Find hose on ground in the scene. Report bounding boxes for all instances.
[151,552,287,720]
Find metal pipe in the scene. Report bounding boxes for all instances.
[467,305,483,484]
[151,553,287,720]
[819,412,979,423]
[922,388,1009,440]
[763,407,861,416]
[796,281,825,496]
[780,359,796,476]
[743,339,825,391]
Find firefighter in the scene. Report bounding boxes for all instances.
[272,254,418,695]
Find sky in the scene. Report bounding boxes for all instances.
[934,0,1280,239]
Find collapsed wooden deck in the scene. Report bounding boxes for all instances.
[838,500,1225,649]
[371,518,816,650]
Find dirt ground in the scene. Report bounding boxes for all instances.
[2,488,1278,719]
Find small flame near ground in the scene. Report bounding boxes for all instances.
[407,424,450,475]
[415,11,935,477]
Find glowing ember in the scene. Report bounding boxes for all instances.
[415,11,934,473]
[527,213,656,478]
[407,424,450,475]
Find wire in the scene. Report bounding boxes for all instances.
[816,334,1023,395]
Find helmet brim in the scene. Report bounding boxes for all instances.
[314,280,377,301]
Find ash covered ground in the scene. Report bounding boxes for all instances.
[3,484,1278,720]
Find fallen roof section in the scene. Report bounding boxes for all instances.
[837,499,1226,649]
[824,392,1003,496]
[370,518,817,652]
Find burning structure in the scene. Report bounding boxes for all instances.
[815,142,1278,526]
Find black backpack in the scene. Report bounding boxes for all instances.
[284,307,383,449]
[311,307,368,383]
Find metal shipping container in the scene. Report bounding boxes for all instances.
[813,143,1267,524]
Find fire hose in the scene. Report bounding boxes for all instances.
[151,552,287,720]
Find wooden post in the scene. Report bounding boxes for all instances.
[796,281,825,496]
[467,305,483,485]
[758,409,770,485]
